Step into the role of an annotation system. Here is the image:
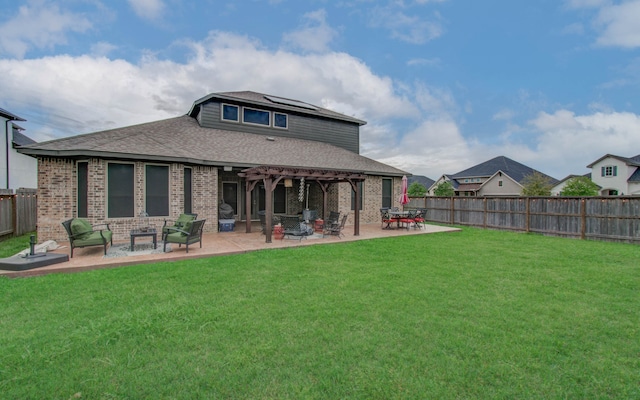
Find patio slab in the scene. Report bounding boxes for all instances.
[1,223,459,278]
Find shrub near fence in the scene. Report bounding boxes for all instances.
[0,188,37,239]
[407,196,640,244]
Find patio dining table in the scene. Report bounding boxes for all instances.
[384,210,410,229]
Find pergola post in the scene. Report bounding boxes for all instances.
[264,177,273,243]
[245,180,259,234]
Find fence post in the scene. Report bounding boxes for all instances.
[450,197,455,225]
[580,198,586,240]
[483,197,487,229]
[525,197,530,233]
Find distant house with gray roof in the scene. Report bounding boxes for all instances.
[587,153,640,196]
[428,156,557,196]
[1,107,37,191]
[18,91,409,242]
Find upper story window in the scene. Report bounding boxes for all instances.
[221,104,239,122]
[274,112,288,129]
[601,166,617,177]
[243,107,270,126]
[221,103,288,130]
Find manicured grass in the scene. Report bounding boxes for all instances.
[1,228,638,398]
[0,232,36,258]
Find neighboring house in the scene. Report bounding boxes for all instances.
[428,156,557,196]
[428,174,458,196]
[586,153,640,196]
[1,107,38,190]
[19,91,409,242]
[550,173,596,196]
[407,175,435,192]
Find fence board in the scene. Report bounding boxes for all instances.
[0,189,37,240]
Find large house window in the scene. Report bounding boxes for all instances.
[108,163,134,218]
[145,165,169,217]
[273,184,286,213]
[351,181,364,211]
[243,107,270,126]
[77,162,88,218]
[273,112,288,129]
[221,104,239,122]
[382,178,392,208]
[601,166,617,177]
[222,182,238,216]
[184,167,192,214]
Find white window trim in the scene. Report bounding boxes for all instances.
[221,103,240,123]
[144,163,170,217]
[242,107,271,127]
[273,112,288,129]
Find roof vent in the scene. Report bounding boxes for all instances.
[266,137,275,141]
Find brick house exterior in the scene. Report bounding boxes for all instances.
[20,92,408,242]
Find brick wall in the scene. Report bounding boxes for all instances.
[37,158,218,242]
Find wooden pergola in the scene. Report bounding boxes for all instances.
[237,165,366,243]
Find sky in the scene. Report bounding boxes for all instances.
[1,0,639,181]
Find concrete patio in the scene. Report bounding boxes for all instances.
[1,223,460,278]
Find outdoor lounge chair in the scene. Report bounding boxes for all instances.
[323,214,348,238]
[62,218,113,258]
[163,219,206,253]
[413,208,427,229]
[325,211,340,227]
[258,210,281,234]
[162,213,197,240]
[280,215,313,239]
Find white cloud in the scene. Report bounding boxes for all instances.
[127,0,165,21]
[0,2,92,58]
[493,109,515,121]
[407,57,441,67]
[90,42,118,57]
[0,31,416,142]
[282,9,338,53]
[594,1,640,48]
[564,0,611,9]
[369,5,444,44]
[529,109,640,174]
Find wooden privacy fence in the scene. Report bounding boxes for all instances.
[407,196,640,244]
[0,188,37,239]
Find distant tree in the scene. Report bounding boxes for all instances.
[560,176,599,196]
[434,181,455,197]
[521,172,554,196]
[408,182,427,197]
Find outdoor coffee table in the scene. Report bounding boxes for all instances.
[130,228,157,251]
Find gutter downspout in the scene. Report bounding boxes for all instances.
[5,119,10,190]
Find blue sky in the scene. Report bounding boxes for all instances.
[1,0,639,180]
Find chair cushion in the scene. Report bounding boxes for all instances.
[176,213,195,227]
[165,231,188,243]
[75,230,111,246]
[182,220,193,234]
[70,218,93,240]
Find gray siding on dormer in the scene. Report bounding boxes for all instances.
[198,101,360,154]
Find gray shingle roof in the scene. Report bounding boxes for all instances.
[587,153,640,168]
[408,175,435,188]
[0,107,26,121]
[12,130,36,146]
[452,156,557,184]
[18,115,406,176]
[189,91,367,125]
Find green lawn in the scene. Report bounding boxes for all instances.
[1,228,638,399]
